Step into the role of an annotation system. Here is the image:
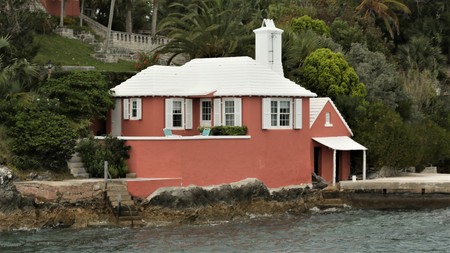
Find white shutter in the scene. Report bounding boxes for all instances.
[234,98,242,126]
[165,99,173,129]
[185,99,192,129]
[294,98,302,129]
[213,98,222,126]
[123,98,129,120]
[262,98,271,129]
[136,98,142,120]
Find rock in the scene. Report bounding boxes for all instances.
[312,173,328,189]
[27,171,54,181]
[0,166,34,213]
[144,178,271,208]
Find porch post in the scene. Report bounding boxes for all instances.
[332,149,336,186]
[363,150,367,180]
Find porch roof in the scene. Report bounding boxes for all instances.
[313,136,367,151]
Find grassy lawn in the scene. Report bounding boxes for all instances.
[33,34,136,72]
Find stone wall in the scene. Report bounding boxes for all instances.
[14,180,105,203]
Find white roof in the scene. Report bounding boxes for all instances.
[111,56,316,98]
[313,136,367,151]
[310,97,353,136]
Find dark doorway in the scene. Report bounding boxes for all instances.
[335,150,341,182]
[314,147,321,176]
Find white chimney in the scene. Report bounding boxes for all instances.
[253,19,284,76]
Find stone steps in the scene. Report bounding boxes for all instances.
[67,153,89,178]
[106,181,143,227]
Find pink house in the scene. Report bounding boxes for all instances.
[106,20,367,198]
[39,0,80,17]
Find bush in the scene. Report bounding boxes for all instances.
[10,108,78,170]
[198,126,248,136]
[77,136,130,178]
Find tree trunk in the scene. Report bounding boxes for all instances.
[105,0,116,53]
[80,0,85,27]
[151,0,159,37]
[126,9,133,34]
[59,0,66,27]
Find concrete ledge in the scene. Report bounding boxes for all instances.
[95,135,251,141]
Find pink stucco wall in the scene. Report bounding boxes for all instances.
[40,0,80,17]
[123,97,314,191]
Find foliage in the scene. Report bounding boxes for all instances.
[10,104,78,171]
[345,43,406,110]
[396,35,445,73]
[198,126,248,136]
[398,68,438,114]
[157,0,263,64]
[354,102,422,169]
[355,0,411,39]
[39,71,114,122]
[330,19,366,52]
[290,15,330,36]
[76,136,130,178]
[135,52,159,71]
[414,119,450,169]
[300,48,366,100]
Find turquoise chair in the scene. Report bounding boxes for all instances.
[202,128,211,136]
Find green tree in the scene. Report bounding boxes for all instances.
[300,48,366,99]
[290,15,330,36]
[356,0,411,39]
[330,19,366,52]
[39,71,114,122]
[345,43,406,110]
[396,35,445,73]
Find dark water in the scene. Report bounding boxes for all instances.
[1,208,449,253]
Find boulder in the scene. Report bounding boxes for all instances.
[0,166,34,213]
[312,173,328,189]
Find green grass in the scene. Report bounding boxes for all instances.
[33,34,136,72]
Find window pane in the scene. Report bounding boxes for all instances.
[280,101,290,113]
[271,101,277,113]
[225,101,234,113]
[280,114,290,126]
[131,100,137,117]
[173,101,182,113]
[173,115,182,127]
[225,114,234,126]
[271,114,277,126]
[202,101,211,121]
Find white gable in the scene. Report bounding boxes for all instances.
[310,97,353,136]
[111,57,316,98]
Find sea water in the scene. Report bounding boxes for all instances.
[1,208,449,253]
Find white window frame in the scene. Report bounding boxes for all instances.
[200,99,212,127]
[221,98,242,127]
[123,98,142,120]
[263,98,293,129]
[165,98,192,130]
[325,112,333,127]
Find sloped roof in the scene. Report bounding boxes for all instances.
[111,56,316,98]
[313,136,367,151]
[310,97,353,136]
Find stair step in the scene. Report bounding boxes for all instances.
[322,190,342,199]
[111,200,134,207]
[108,194,132,201]
[70,167,87,174]
[116,210,140,216]
[316,198,347,210]
[73,173,90,178]
[118,220,145,227]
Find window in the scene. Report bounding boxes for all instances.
[165,98,192,129]
[172,100,183,128]
[200,99,212,126]
[263,98,301,129]
[123,98,142,120]
[325,112,333,127]
[217,98,241,127]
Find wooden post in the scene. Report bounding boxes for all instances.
[363,150,367,180]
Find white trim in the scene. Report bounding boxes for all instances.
[129,98,142,120]
[310,98,353,135]
[123,98,129,120]
[234,98,242,126]
[185,99,193,129]
[325,112,333,127]
[213,98,222,126]
[264,98,293,129]
[200,99,212,127]
[95,135,252,141]
[165,98,173,129]
[294,98,302,129]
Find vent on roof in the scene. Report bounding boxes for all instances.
[253,19,284,76]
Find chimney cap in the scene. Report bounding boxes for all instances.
[253,19,283,33]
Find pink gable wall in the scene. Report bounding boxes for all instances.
[310,101,353,182]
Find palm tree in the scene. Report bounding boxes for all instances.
[0,37,37,99]
[356,0,411,38]
[151,0,159,37]
[88,0,135,33]
[396,35,445,73]
[157,0,256,64]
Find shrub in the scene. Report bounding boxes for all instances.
[135,52,159,71]
[10,108,78,170]
[77,136,130,178]
[198,126,248,136]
